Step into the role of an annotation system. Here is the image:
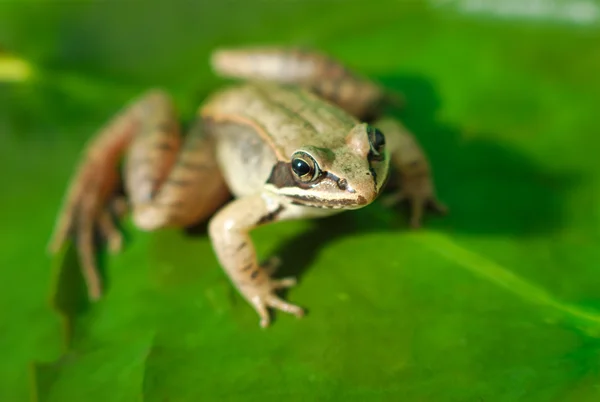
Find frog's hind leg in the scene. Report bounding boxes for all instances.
[374,117,447,228]
[210,46,400,120]
[49,90,170,299]
[126,117,230,232]
[50,91,229,300]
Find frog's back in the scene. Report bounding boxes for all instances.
[200,83,359,161]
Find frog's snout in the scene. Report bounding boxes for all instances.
[351,159,390,207]
[346,175,378,207]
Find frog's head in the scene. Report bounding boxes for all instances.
[266,123,390,209]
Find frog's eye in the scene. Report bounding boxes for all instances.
[367,126,386,157]
[291,151,320,182]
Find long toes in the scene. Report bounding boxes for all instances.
[48,230,68,255]
[266,295,304,318]
[250,296,271,328]
[48,208,76,254]
[429,199,448,215]
[99,210,123,253]
[272,277,297,289]
[104,226,123,253]
[77,230,103,301]
[77,183,105,301]
[409,198,425,229]
[107,233,123,254]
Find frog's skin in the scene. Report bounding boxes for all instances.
[49,47,446,327]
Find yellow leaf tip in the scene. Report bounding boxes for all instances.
[0,54,34,82]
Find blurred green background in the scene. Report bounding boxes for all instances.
[2,0,600,400]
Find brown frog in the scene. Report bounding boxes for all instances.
[49,47,446,327]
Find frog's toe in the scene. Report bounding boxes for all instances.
[106,231,124,254]
[48,225,70,255]
[408,197,425,229]
[248,286,304,328]
[429,198,448,215]
[265,294,305,318]
[409,196,447,229]
[99,210,124,253]
[272,277,297,289]
[48,200,78,254]
[381,189,447,228]
[77,220,104,301]
[249,296,271,328]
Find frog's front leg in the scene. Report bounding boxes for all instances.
[208,194,303,328]
[375,117,447,228]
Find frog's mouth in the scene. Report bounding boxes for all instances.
[285,193,368,209]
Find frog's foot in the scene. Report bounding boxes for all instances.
[244,275,304,328]
[96,196,130,254]
[98,209,124,254]
[48,161,122,300]
[382,188,447,229]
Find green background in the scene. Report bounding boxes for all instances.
[2,0,600,400]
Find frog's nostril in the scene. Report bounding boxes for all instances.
[337,178,348,190]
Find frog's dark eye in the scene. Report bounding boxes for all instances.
[291,151,320,182]
[367,126,386,157]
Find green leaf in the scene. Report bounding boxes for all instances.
[2,1,600,401]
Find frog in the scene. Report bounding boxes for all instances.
[48,47,446,327]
